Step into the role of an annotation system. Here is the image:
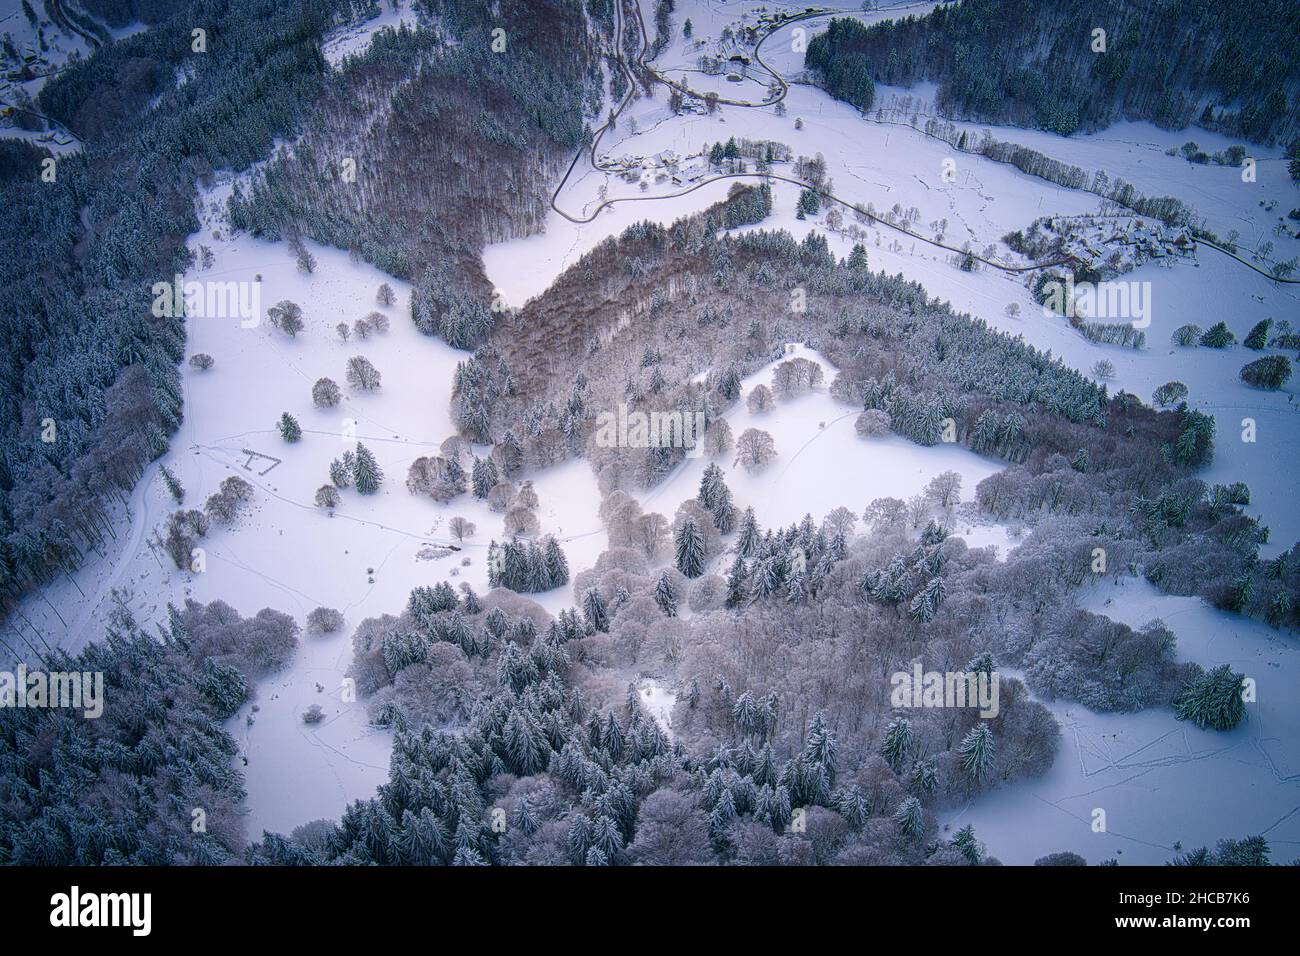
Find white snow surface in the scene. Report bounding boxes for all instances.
[638,679,676,740]
[320,3,421,68]
[946,577,1300,865]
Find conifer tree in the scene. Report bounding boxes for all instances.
[525,547,549,593]
[951,824,983,864]
[908,576,946,623]
[958,724,995,783]
[278,412,302,442]
[894,795,925,841]
[1173,664,1247,730]
[717,366,742,402]
[804,711,837,784]
[724,555,748,608]
[443,456,467,495]
[675,518,706,578]
[710,485,736,534]
[785,568,808,603]
[582,587,609,633]
[543,536,570,588]
[697,464,736,533]
[909,760,938,796]
[486,541,501,589]
[654,572,678,617]
[453,847,487,866]
[797,188,821,217]
[1243,318,1271,350]
[737,506,760,558]
[836,786,869,831]
[592,814,624,858]
[354,443,383,494]
[471,457,499,498]
[881,716,912,771]
[697,463,724,510]
[160,464,184,504]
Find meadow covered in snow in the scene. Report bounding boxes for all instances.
[951,577,1300,864]
[4,0,1298,865]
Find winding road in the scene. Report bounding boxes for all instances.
[550,0,1298,283]
[550,2,1074,274]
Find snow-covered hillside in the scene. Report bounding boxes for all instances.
[19,176,1014,835]
[11,0,1298,854]
[487,0,1299,546]
[484,0,1298,862]
[948,577,1300,864]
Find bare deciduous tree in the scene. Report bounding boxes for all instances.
[746,384,774,414]
[704,418,733,457]
[268,299,305,336]
[735,428,776,472]
[504,506,540,537]
[855,409,891,437]
[449,516,476,542]
[346,355,381,390]
[312,377,341,407]
[487,481,516,513]
[925,470,962,509]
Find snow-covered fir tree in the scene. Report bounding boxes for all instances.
[958,724,996,784]
[654,572,677,617]
[582,587,609,633]
[674,518,706,578]
[471,457,498,498]
[278,412,302,442]
[354,443,383,494]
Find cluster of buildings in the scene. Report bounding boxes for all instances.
[598,147,713,187]
[1050,216,1195,272]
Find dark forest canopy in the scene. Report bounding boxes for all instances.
[805,0,1300,142]
[227,0,598,313]
[0,599,296,864]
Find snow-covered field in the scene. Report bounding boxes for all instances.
[14,0,1300,851]
[641,344,1004,546]
[947,577,1300,865]
[320,2,421,68]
